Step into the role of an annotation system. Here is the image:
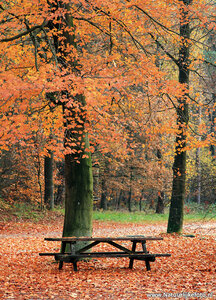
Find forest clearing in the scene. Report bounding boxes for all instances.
[0,213,215,299]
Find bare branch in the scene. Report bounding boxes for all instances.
[149,33,179,67]
[0,19,47,43]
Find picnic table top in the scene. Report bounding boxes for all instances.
[45,236,163,242]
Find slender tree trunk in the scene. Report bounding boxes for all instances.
[128,167,133,212]
[195,106,201,204]
[195,147,201,204]
[55,161,64,205]
[116,190,123,210]
[100,161,108,210]
[128,188,132,212]
[139,195,142,211]
[210,94,216,158]
[167,0,191,233]
[155,148,165,214]
[100,177,107,210]
[44,150,54,210]
[156,191,165,214]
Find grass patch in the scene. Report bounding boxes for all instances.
[93,211,168,223]
[10,202,46,221]
[93,209,216,223]
[0,199,64,222]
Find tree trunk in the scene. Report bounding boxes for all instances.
[100,161,108,210]
[44,150,54,210]
[55,161,64,205]
[100,177,107,210]
[167,0,191,233]
[128,188,132,212]
[139,195,142,211]
[210,94,216,158]
[156,191,164,214]
[47,1,93,244]
[195,106,201,204]
[63,137,93,238]
[128,167,133,212]
[116,190,123,210]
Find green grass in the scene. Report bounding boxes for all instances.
[93,209,216,223]
[10,202,45,221]
[0,200,58,222]
[93,211,168,223]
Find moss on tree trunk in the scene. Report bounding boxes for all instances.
[63,134,93,239]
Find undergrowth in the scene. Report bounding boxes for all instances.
[0,198,215,223]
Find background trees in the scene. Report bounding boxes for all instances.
[0,0,215,233]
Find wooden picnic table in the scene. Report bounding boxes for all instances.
[39,235,171,271]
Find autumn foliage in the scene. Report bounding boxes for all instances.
[0,1,215,217]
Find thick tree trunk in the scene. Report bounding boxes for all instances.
[62,90,93,242]
[47,1,93,244]
[167,0,191,233]
[63,137,93,238]
[63,132,93,251]
[44,151,54,210]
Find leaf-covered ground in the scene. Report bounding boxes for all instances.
[0,217,215,299]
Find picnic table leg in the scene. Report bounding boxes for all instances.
[73,261,78,271]
[70,242,78,271]
[59,242,66,270]
[142,241,151,271]
[129,241,137,269]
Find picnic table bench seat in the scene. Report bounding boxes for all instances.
[39,236,171,271]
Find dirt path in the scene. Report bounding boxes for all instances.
[0,220,215,238]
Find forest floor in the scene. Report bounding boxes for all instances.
[0,213,215,299]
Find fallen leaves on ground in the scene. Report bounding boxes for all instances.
[0,218,215,299]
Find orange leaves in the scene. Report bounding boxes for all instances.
[0,218,216,299]
[0,0,215,177]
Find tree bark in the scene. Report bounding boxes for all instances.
[44,150,54,210]
[167,0,191,233]
[156,191,164,214]
[210,94,216,158]
[100,179,107,210]
[62,98,93,243]
[47,1,93,244]
[63,134,93,238]
[128,188,132,212]
[195,106,201,204]
[100,161,108,210]
[128,167,133,212]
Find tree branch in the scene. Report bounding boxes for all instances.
[0,19,47,43]
[149,33,179,67]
